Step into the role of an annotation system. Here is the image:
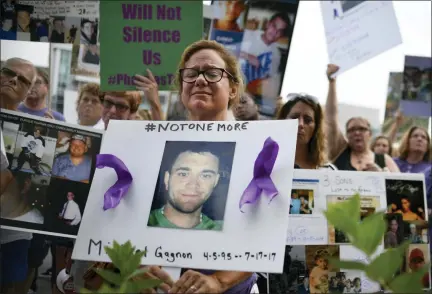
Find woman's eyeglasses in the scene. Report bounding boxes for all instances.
[0,67,32,88]
[179,68,237,84]
[102,99,130,113]
[286,93,319,103]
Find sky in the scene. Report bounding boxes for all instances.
[205,1,431,130]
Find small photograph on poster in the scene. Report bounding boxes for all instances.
[327,195,380,244]
[239,1,298,116]
[51,133,94,183]
[289,189,314,215]
[148,141,236,231]
[403,221,429,244]
[0,11,17,40]
[71,44,100,77]
[10,123,57,176]
[268,245,309,294]
[43,178,89,236]
[400,55,432,117]
[305,245,340,293]
[210,0,248,57]
[386,179,426,222]
[48,16,80,44]
[381,72,429,143]
[14,3,49,42]
[405,244,430,289]
[340,0,366,13]
[328,271,362,293]
[0,171,49,227]
[384,213,404,249]
[78,17,98,45]
[0,120,20,168]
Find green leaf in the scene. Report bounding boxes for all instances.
[94,268,123,286]
[95,283,118,294]
[388,264,430,293]
[324,195,360,241]
[351,212,386,256]
[80,288,94,294]
[104,246,124,274]
[127,267,149,280]
[125,278,162,292]
[329,258,367,271]
[365,241,410,285]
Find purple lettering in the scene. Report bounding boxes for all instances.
[122,27,181,44]
[157,5,181,20]
[123,26,132,43]
[122,4,153,20]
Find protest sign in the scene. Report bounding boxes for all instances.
[99,1,203,91]
[72,120,298,272]
[0,110,103,238]
[321,1,402,77]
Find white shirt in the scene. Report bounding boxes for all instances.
[1,128,8,171]
[1,209,44,244]
[93,119,105,130]
[60,199,82,226]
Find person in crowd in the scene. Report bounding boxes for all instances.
[240,12,292,103]
[384,215,400,248]
[277,93,336,170]
[14,4,48,42]
[0,12,16,40]
[76,83,104,128]
[325,64,399,172]
[394,126,431,193]
[18,68,65,120]
[233,92,259,121]
[58,192,82,226]
[13,125,45,175]
[51,134,92,183]
[49,17,65,43]
[148,143,223,230]
[371,135,392,156]
[0,172,43,294]
[83,40,257,294]
[1,57,37,110]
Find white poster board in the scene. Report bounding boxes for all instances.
[72,120,298,273]
[17,0,99,17]
[321,1,402,77]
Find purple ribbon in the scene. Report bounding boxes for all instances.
[239,137,279,212]
[96,154,133,211]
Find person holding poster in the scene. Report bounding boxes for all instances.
[325,64,400,172]
[85,40,256,294]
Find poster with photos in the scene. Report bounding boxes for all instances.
[73,120,298,272]
[0,109,103,238]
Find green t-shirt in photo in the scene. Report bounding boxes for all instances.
[148,209,222,231]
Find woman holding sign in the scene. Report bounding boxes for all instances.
[85,40,256,293]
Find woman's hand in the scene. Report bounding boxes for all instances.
[169,270,223,294]
[44,110,55,120]
[141,266,175,293]
[134,69,160,106]
[326,64,339,81]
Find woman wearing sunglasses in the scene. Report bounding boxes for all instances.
[277,93,336,170]
[325,64,399,172]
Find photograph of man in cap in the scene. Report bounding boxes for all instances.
[407,245,430,288]
[51,134,92,183]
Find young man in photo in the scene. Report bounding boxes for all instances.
[239,12,292,108]
[51,134,92,183]
[18,68,65,121]
[148,146,223,230]
[13,126,45,175]
[58,192,81,226]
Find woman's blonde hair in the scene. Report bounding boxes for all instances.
[398,126,431,161]
[100,91,142,113]
[174,40,244,109]
[277,96,327,167]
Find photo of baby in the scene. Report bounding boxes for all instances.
[306,245,340,294]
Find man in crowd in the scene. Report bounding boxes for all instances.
[1,57,37,110]
[76,83,104,128]
[58,192,82,226]
[13,125,45,175]
[18,68,65,120]
[148,143,223,230]
[100,91,142,130]
[52,134,92,183]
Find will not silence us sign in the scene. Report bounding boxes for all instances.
[100,1,203,91]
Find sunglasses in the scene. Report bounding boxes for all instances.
[1,67,33,88]
[286,93,319,103]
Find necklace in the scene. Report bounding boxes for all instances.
[161,206,203,224]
